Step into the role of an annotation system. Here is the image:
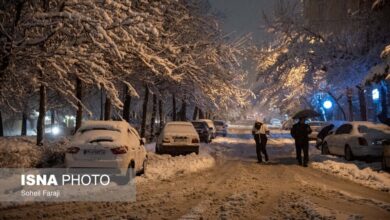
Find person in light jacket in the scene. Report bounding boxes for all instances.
[252,121,270,163]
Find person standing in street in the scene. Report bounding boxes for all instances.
[252,121,270,163]
[290,117,312,167]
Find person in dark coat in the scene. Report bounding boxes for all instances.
[290,118,312,167]
[252,121,269,163]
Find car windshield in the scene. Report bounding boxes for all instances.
[214,121,224,126]
[192,122,206,129]
[79,127,121,134]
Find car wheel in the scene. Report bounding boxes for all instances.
[321,142,330,155]
[344,145,354,161]
[382,157,389,171]
[116,161,135,185]
[138,158,148,176]
[206,135,211,143]
[155,145,160,154]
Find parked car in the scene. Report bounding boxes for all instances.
[270,118,282,129]
[191,121,212,143]
[156,121,200,155]
[322,121,390,161]
[382,142,390,171]
[196,119,216,139]
[65,120,148,180]
[316,121,346,150]
[213,120,228,137]
[307,121,330,140]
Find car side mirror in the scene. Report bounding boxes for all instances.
[140,138,146,145]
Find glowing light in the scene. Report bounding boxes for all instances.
[323,100,333,109]
[372,89,379,101]
[52,126,60,135]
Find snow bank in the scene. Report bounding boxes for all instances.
[311,154,390,192]
[0,137,68,168]
[138,142,215,182]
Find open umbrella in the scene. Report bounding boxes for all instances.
[292,109,320,119]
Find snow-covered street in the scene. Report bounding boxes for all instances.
[1,128,389,219]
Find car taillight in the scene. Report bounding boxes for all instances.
[192,138,199,143]
[358,137,368,146]
[163,138,170,143]
[111,146,128,154]
[66,147,80,154]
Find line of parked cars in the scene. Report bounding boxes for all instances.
[314,121,390,170]
[65,119,228,181]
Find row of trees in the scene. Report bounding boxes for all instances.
[0,0,251,144]
[252,0,390,119]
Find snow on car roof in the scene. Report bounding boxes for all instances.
[73,120,132,145]
[348,121,390,130]
[78,120,129,132]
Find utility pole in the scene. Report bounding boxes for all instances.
[356,85,367,121]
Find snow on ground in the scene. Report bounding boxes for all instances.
[207,128,390,193]
[311,153,390,192]
[0,137,215,184]
[138,142,215,183]
[0,137,68,168]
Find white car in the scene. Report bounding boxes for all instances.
[270,118,282,129]
[196,119,216,138]
[322,121,390,161]
[65,120,147,177]
[156,121,200,155]
[308,121,330,140]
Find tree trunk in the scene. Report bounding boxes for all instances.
[180,100,187,121]
[172,94,176,121]
[192,106,198,120]
[75,78,83,131]
[141,85,149,138]
[158,99,163,131]
[51,109,55,126]
[356,85,367,121]
[104,96,112,121]
[100,88,104,120]
[199,108,205,119]
[150,94,157,140]
[36,85,46,146]
[122,84,132,123]
[0,111,3,137]
[21,112,27,136]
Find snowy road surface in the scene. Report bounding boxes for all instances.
[1,129,390,219]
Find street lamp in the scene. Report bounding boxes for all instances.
[323,100,333,109]
[52,126,60,135]
[372,88,379,101]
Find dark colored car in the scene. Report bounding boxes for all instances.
[213,120,228,137]
[191,121,212,143]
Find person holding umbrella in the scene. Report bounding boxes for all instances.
[290,110,318,167]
